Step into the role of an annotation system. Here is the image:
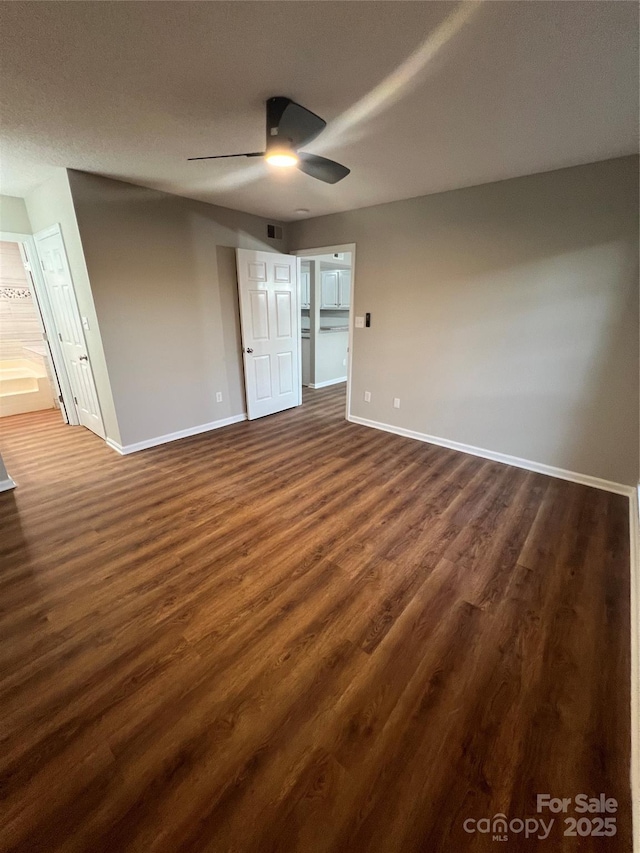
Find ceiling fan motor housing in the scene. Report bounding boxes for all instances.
[267,97,291,146]
[266,96,326,152]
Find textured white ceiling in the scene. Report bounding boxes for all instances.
[0,1,637,221]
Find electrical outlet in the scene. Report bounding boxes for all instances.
[364,391,371,403]
[393,398,400,409]
[216,391,223,403]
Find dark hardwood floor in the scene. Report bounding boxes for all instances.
[0,385,631,852]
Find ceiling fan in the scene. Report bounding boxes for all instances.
[188,97,350,184]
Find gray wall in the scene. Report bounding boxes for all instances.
[290,156,639,486]
[0,194,31,234]
[25,170,121,443]
[67,171,287,447]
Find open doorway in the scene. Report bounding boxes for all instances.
[0,240,61,419]
[0,225,106,494]
[295,243,355,418]
[0,238,68,423]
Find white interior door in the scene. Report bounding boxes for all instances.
[237,249,300,420]
[16,241,70,424]
[34,226,105,438]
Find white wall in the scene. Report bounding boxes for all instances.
[313,329,348,386]
[66,171,288,447]
[25,170,121,444]
[0,195,31,234]
[291,156,639,486]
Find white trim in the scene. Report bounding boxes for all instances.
[0,476,16,492]
[106,413,247,455]
[295,256,302,407]
[308,377,347,389]
[631,486,640,852]
[292,243,356,421]
[347,414,634,496]
[31,224,61,241]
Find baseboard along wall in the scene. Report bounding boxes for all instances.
[106,413,247,455]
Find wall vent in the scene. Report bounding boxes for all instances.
[267,224,283,240]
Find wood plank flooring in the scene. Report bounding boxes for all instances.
[0,385,631,852]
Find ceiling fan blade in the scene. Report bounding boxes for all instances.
[267,97,326,149]
[297,153,350,184]
[187,152,263,161]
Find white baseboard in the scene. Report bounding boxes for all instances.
[106,413,247,455]
[0,476,16,492]
[309,377,347,389]
[347,414,634,497]
[631,488,640,852]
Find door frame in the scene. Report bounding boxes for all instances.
[0,228,77,425]
[292,242,356,421]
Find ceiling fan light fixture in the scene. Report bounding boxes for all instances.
[265,146,299,168]
[188,97,349,183]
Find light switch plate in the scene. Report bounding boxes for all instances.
[355,316,364,328]
[81,316,90,331]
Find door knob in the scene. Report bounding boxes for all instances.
[245,348,254,354]
[79,355,89,361]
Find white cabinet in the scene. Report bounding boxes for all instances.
[338,269,351,309]
[300,270,311,309]
[320,270,339,308]
[301,337,310,386]
[321,269,350,309]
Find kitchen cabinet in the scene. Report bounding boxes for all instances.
[338,269,351,309]
[321,269,350,309]
[300,270,311,309]
[320,270,339,308]
[301,336,310,386]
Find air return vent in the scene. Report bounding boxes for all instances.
[267,224,283,240]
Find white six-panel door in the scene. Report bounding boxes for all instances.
[237,249,300,420]
[34,226,105,439]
